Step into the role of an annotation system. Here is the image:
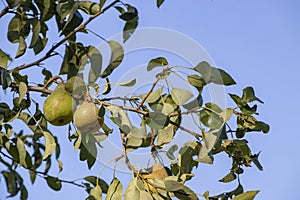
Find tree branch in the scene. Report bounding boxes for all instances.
[136,78,159,110]
[169,120,201,139]
[0,150,85,188]
[8,0,120,72]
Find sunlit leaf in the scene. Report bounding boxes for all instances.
[171,88,193,106]
[125,178,140,200]
[219,172,236,183]
[78,1,100,15]
[166,145,178,160]
[18,82,27,104]
[140,87,162,103]
[105,178,123,200]
[89,185,102,200]
[0,49,12,68]
[16,138,26,167]
[15,36,27,58]
[116,78,136,87]
[84,176,109,193]
[42,131,56,160]
[232,190,260,200]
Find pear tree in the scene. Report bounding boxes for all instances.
[0,0,269,199]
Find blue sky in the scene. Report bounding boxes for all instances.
[1,0,300,199]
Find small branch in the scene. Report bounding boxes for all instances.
[8,0,120,72]
[0,150,85,188]
[169,120,201,139]
[44,75,64,88]
[136,78,159,110]
[0,5,8,19]
[10,82,52,94]
[99,96,139,102]
[120,130,137,173]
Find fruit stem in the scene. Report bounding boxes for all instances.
[44,75,64,89]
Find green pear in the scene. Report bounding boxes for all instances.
[43,84,75,126]
[73,100,103,133]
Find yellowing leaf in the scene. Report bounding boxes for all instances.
[42,131,56,160]
[171,88,193,106]
[18,82,27,104]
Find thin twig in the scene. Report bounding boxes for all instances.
[169,120,201,139]
[136,78,159,110]
[120,130,137,172]
[8,0,120,72]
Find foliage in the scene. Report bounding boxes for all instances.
[0,0,269,199]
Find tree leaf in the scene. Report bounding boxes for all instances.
[105,178,123,200]
[140,87,162,103]
[125,178,140,200]
[194,61,236,85]
[232,190,260,200]
[15,36,27,58]
[123,16,138,42]
[42,131,56,160]
[0,49,12,68]
[147,57,168,71]
[157,0,165,8]
[88,46,102,83]
[203,128,223,152]
[29,19,41,48]
[18,82,27,104]
[164,180,184,192]
[139,191,153,200]
[171,88,193,106]
[219,172,236,183]
[89,185,102,200]
[251,152,263,171]
[199,109,224,130]
[242,87,264,104]
[148,112,170,130]
[78,1,100,15]
[166,145,178,160]
[116,78,136,87]
[16,138,26,167]
[101,41,124,78]
[102,77,111,95]
[187,74,205,91]
[46,176,62,191]
[84,176,109,193]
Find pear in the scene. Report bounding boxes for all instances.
[43,84,75,126]
[73,101,104,133]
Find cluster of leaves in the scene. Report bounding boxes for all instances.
[0,0,269,199]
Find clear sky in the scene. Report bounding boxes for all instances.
[1,0,299,199]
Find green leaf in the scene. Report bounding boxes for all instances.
[139,191,153,199]
[196,144,214,164]
[84,176,109,193]
[0,49,12,68]
[89,185,102,200]
[187,74,205,91]
[101,41,124,78]
[166,145,178,160]
[20,185,28,200]
[29,19,41,48]
[16,138,27,167]
[42,131,56,160]
[183,95,203,110]
[171,88,193,106]
[147,57,168,71]
[105,178,123,200]
[15,36,27,58]
[156,125,174,146]
[194,61,236,85]
[178,141,200,174]
[199,109,224,130]
[203,129,223,152]
[58,160,63,172]
[116,78,136,87]
[125,178,140,200]
[18,82,27,104]
[119,6,138,21]
[157,0,165,8]
[219,172,237,183]
[164,180,184,192]
[88,46,103,83]
[140,87,162,103]
[78,1,100,15]
[232,190,260,200]
[123,16,138,42]
[108,105,132,134]
[46,176,62,191]
[148,112,170,130]
[221,108,234,122]
[251,152,263,171]
[173,185,199,200]
[242,87,264,103]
